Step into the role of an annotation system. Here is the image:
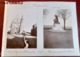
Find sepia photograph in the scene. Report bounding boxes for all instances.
[1,2,79,56]
[6,4,37,48]
[43,8,73,48]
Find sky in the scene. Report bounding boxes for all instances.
[6,4,37,32]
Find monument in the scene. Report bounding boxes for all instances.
[51,15,65,32]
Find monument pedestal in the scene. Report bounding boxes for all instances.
[51,24,65,32]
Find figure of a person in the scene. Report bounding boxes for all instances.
[53,15,60,27]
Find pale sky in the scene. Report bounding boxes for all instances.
[6,4,37,32]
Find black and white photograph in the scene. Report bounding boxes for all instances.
[44,8,73,48]
[1,2,79,56]
[6,4,37,48]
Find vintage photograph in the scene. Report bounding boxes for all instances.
[6,5,37,48]
[43,8,73,48]
[1,2,79,56]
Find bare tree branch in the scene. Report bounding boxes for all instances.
[10,15,23,34]
[57,9,71,29]
[57,9,71,19]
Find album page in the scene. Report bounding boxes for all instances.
[1,2,79,56]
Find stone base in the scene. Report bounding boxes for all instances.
[51,24,65,32]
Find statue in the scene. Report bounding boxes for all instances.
[51,15,65,32]
[53,15,60,27]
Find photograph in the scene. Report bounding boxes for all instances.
[6,4,37,48]
[1,2,79,56]
[43,8,73,48]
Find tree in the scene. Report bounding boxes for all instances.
[57,9,71,30]
[17,16,23,34]
[10,16,23,34]
[10,18,15,33]
[43,9,48,15]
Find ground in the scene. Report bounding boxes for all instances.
[7,37,37,48]
[7,29,73,48]
[44,29,73,48]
